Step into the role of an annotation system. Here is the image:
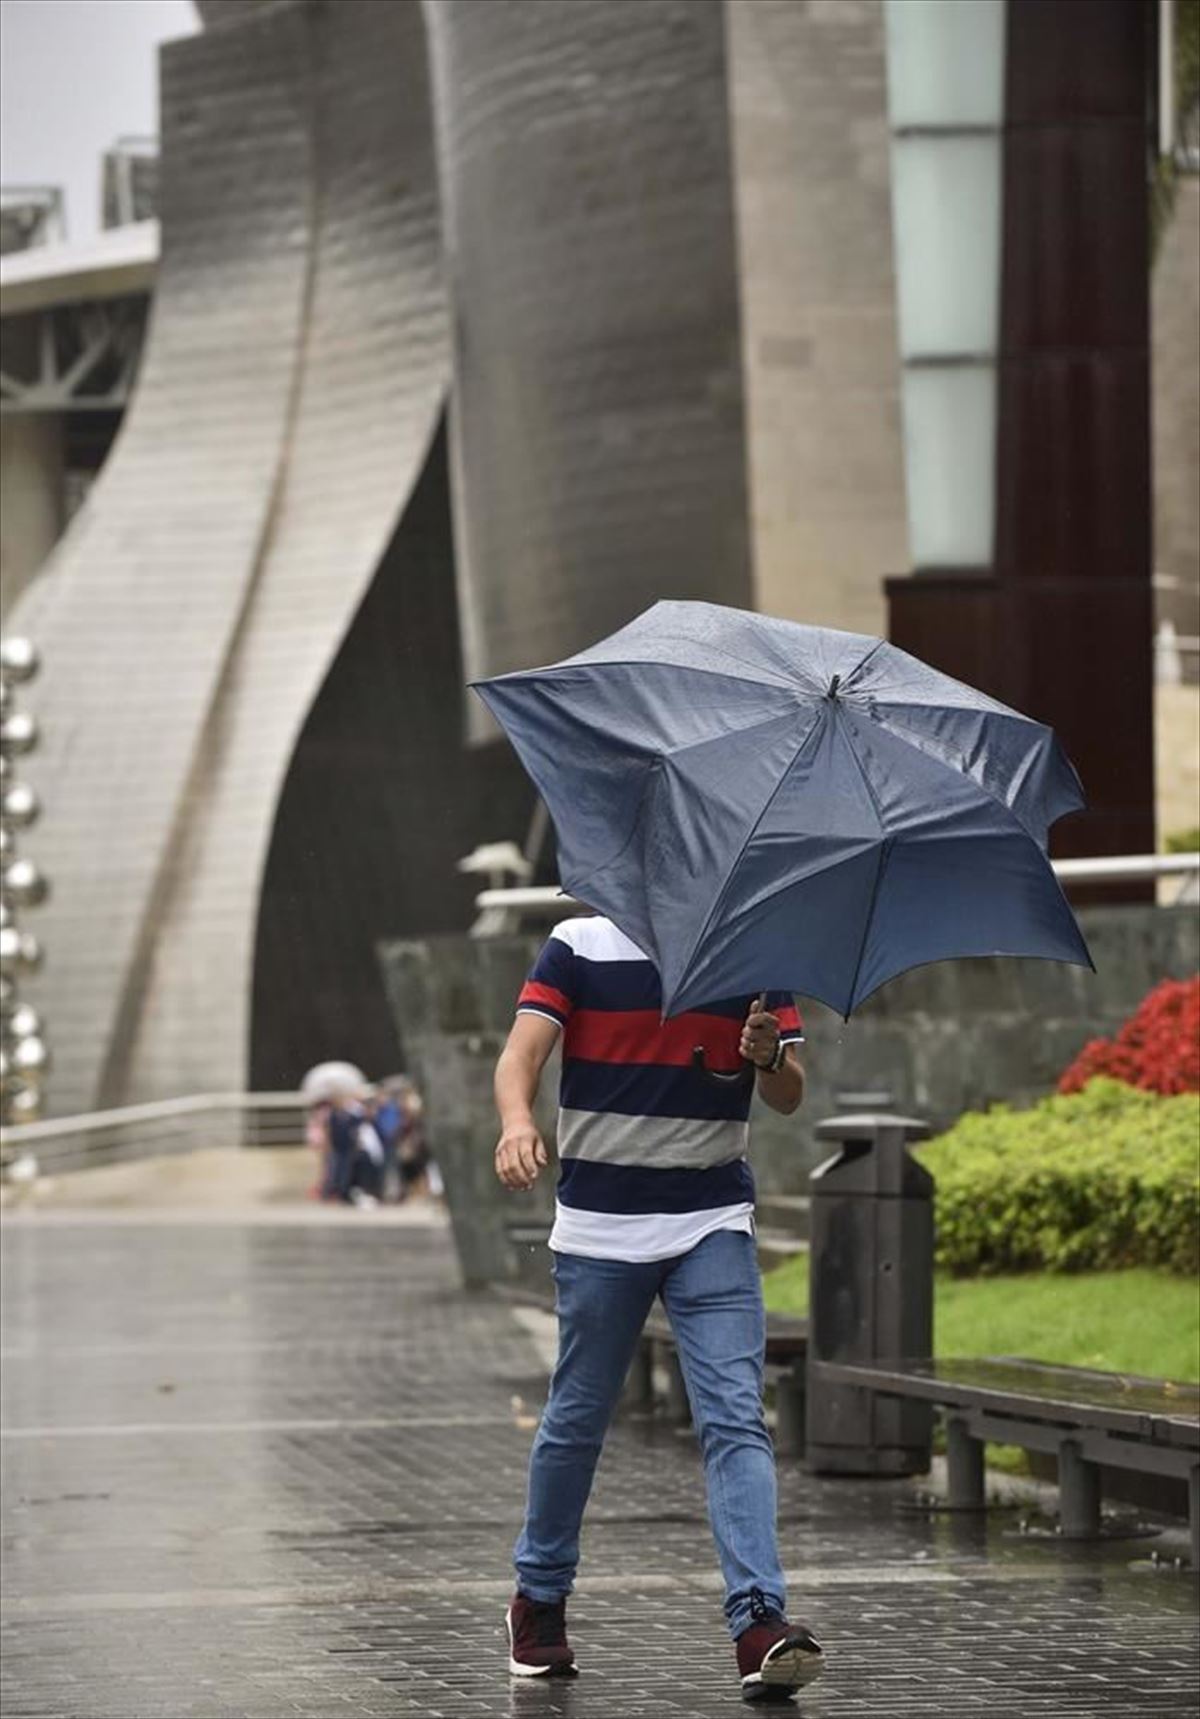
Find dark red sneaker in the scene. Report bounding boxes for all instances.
[505,1592,578,1678]
[736,1606,823,1702]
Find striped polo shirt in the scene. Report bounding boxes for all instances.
[516,916,803,1262]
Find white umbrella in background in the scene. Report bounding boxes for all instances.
[300,1061,367,1104]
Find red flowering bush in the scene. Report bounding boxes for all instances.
[1059,976,1200,1097]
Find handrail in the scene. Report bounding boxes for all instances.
[0,1091,306,1175]
[471,851,1200,931]
[2,1090,302,1145]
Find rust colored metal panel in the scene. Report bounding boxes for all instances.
[999,125,1150,356]
[1004,580,1153,863]
[425,0,752,722]
[1004,0,1149,123]
[994,352,1151,584]
[890,0,1155,882]
[997,0,1153,868]
[884,576,1005,709]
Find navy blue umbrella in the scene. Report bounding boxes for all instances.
[473,601,1092,1019]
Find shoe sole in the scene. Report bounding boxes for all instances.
[505,1607,578,1678]
[741,1640,824,1703]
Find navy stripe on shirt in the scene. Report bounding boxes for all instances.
[556,1154,755,1214]
[569,956,752,1019]
[560,1057,757,1123]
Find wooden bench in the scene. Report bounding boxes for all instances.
[811,1354,1200,1563]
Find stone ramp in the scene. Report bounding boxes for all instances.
[2,1219,1196,1717]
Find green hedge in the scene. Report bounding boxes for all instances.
[918,1078,1200,1277]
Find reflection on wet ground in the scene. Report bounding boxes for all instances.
[2,1217,1196,1717]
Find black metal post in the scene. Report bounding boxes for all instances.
[1058,1438,1101,1538]
[946,1414,986,1510]
[805,1111,934,1475]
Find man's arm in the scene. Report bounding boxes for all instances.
[493,1011,560,1190]
[754,1045,805,1115]
[740,1002,805,1116]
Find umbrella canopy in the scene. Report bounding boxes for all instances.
[473,601,1092,1018]
[300,1061,367,1104]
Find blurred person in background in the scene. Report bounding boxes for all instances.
[372,1080,406,1203]
[323,1082,384,1208]
[393,1076,441,1201]
[305,1099,332,1200]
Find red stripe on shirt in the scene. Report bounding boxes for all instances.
[518,981,573,1019]
[565,1009,746,1071]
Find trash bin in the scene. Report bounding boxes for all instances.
[806,1112,934,1476]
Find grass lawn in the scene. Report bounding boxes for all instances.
[761,1259,1200,1383]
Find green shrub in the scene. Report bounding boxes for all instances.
[1164,826,1200,854]
[918,1079,1200,1277]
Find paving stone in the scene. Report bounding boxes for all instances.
[2,1215,1198,1717]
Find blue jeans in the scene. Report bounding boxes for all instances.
[513,1228,786,1640]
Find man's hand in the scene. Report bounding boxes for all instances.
[494,1121,548,1191]
[493,1011,560,1191]
[740,996,781,1069]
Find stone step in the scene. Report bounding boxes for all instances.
[756,1193,811,1239]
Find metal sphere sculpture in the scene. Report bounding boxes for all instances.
[0,641,48,1132]
[1,784,39,829]
[1,860,49,910]
[0,637,40,684]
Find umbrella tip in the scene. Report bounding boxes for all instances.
[828,674,840,699]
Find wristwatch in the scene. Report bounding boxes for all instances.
[758,1038,786,1075]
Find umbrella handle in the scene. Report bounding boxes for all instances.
[691,993,768,1089]
[691,1047,757,1089]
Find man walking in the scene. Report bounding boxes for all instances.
[493,914,824,1702]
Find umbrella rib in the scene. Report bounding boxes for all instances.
[843,836,893,1019]
[669,706,826,1004]
[858,704,1063,841]
[521,653,802,695]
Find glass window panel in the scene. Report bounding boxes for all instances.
[885,0,1006,128]
[900,364,996,568]
[891,135,1002,359]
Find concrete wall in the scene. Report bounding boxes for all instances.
[427,0,753,720]
[727,0,908,636]
[380,905,1199,1286]
[1152,176,1200,654]
[0,414,63,623]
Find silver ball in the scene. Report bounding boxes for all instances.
[5,1085,41,1124]
[1,783,39,828]
[18,931,42,973]
[8,1003,41,1041]
[2,859,48,909]
[0,712,38,756]
[12,1035,48,1076]
[0,638,40,684]
[0,927,21,974]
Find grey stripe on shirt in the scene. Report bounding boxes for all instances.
[556,1107,749,1171]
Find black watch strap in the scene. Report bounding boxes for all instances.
[758,1038,786,1075]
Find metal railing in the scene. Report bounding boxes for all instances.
[471,851,1200,934]
[0,1092,305,1176]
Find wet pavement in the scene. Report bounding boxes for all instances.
[2,1212,1197,1718]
